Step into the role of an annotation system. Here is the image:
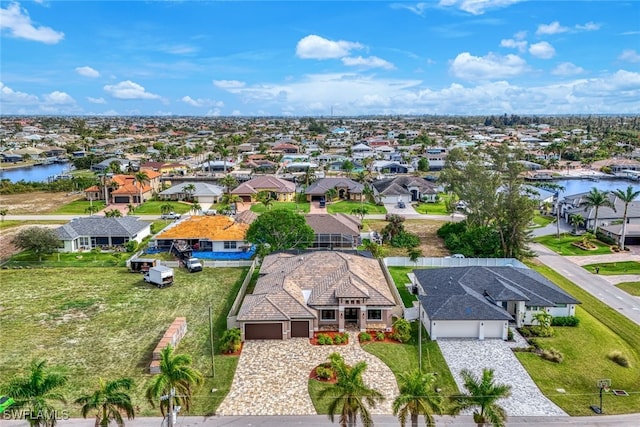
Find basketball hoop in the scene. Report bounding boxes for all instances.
[596,379,612,414]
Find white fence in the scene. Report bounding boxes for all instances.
[383,257,527,269]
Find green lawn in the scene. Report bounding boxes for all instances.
[582,261,640,275]
[413,200,449,215]
[521,262,640,415]
[327,201,387,215]
[132,201,191,215]
[530,215,555,228]
[0,266,247,416]
[388,267,418,308]
[0,220,66,230]
[6,249,135,268]
[53,200,106,214]
[534,234,613,256]
[616,282,640,296]
[250,201,310,214]
[308,323,458,414]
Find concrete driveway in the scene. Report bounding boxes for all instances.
[217,337,399,416]
[384,202,418,215]
[437,335,567,417]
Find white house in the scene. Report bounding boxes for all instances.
[55,217,151,252]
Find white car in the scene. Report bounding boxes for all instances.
[160,212,181,220]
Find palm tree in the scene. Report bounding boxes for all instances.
[569,214,585,234]
[407,247,422,267]
[393,370,443,427]
[219,175,238,195]
[4,360,68,427]
[612,185,640,249]
[318,353,384,427]
[583,187,616,236]
[75,378,135,427]
[134,171,150,206]
[451,368,511,427]
[86,205,100,216]
[190,201,201,215]
[145,345,203,416]
[326,188,338,202]
[182,183,196,202]
[256,191,273,210]
[126,204,135,215]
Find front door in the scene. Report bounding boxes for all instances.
[344,308,359,324]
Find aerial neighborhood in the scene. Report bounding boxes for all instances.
[1,115,639,426]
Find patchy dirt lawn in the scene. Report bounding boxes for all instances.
[363,219,450,257]
[0,191,83,214]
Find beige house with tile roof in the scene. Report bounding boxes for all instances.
[236,251,400,340]
[231,175,296,202]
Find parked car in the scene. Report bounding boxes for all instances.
[451,253,465,259]
[397,201,406,209]
[160,212,181,220]
[204,209,217,216]
[319,197,326,208]
[184,257,203,273]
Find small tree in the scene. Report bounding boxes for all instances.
[0,208,7,222]
[75,378,135,427]
[85,205,101,216]
[392,318,412,343]
[569,214,585,234]
[351,206,369,220]
[12,227,61,261]
[104,209,122,218]
[246,210,314,253]
[256,191,274,210]
[393,370,443,427]
[451,368,511,427]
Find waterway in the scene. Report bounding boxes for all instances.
[553,178,639,196]
[0,162,71,183]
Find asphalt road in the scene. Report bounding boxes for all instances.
[3,414,640,427]
[532,242,640,326]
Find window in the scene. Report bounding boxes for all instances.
[556,303,567,308]
[78,236,89,248]
[527,306,539,311]
[321,310,336,320]
[224,241,237,249]
[367,309,382,321]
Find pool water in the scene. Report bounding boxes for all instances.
[192,249,255,260]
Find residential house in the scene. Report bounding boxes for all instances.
[236,251,399,340]
[599,223,640,245]
[372,176,438,204]
[372,160,412,174]
[306,214,362,249]
[158,182,224,205]
[592,158,640,173]
[140,161,188,175]
[561,192,640,230]
[55,216,151,252]
[153,215,253,254]
[305,177,364,202]
[231,176,296,202]
[414,266,580,340]
[84,171,161,204]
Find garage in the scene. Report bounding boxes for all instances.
[114,196,130,204]
[432,320,479,339]
[244,323,282,340]
[291,321,310,338]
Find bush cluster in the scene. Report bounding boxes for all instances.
[315,365,334,380]
[551,316,580,327]
[220,328,241,353]
[540,348,564,363]
[390,231,421,248]
[317,333,348,345]
[358,332,372,342]
[519,325,554,337]
[376,331,386,341]
[607,350,631,368]
[317,333,333,345]
[437,221,503,258]
[391,318,412,343]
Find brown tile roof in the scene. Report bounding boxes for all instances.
[305,213,361,236]
[231,176,296,195]
[156,215,249,241]
[235,210,258,225]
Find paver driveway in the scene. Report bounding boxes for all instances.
[217,337,399,416]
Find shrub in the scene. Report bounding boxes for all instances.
[390,231,421,248]
[392,318,412,343]
[528,338,541,349]
[315,365,334,380]
[359,332,372,342]
[551,316,580,327]
[607,350,631,368]
[220,328,242,353]
[507,328,514,341]
[342,333,349,343]
[317,333,333,345]
[125,240,138,252]
[518,327,531,337]
[333,334,343,345]
[541,348,564,363]
[376,331,386,341]
[521,325,554,337]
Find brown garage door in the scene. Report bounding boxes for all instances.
[245,323,282,340]
[291,321,309,338]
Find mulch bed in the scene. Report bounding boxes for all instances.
[359,331,402,345]
[309,331,350,346]
[309,364,337,384]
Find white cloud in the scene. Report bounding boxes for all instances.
[438,0,523,15]
[450,52,527,80]
[552,62,584,76]
[529,41,556,59]
[0,2,64,44]
[159,44,198,55]
[618,49,640,63]
[575,22,600,31]
[213,80,246,89]
[180,96,224,108]
[75,66,100,78]
[296,35,364,60]
[0,81,38,104]
[206,109,222,117]
[87,97,106,104]
[231,110,242,116]
[43,91,75,105]
[536,21,569,36]
[514,30,527,40]
[341,56,395,70]
[390,2,429,16]
[103,80,161,100]
[500,38,527,52]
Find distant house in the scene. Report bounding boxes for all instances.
[55,217,151,252]
[599,223,640,245]
[158,182,224,205]
[561,191,640,230]
[84,171,161,204]
[1,153,23,163]
[305,213,361,249]
[236,251,399,340]
[305,178,364,202]
[90,158,138,173]
[372,176,438,204]
[140,161,187,174]
[231,176,296,203]
[414,266,580,340]
[372,160,411,174]
[153,215,254,253]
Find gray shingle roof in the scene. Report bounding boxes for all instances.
[372,176,438,196]
[305,213,361,236]
[231,176,296,195]
[159,182,223,197]
[305,178,364,195]
[56,217,150,240]
[415,266,579,321]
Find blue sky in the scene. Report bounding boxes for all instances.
[1,0,639,116]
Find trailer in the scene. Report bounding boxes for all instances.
[143,265,174,288]
[129,257,159,273]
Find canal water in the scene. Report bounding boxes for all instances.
[0,162,71,183]
[553,178,640,196]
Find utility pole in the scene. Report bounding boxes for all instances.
[209,304,215,378]
[418,296,422,374]
[161,387,178,427]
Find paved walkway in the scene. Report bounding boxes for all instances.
[217,336,399,416]
[438,333,567,417]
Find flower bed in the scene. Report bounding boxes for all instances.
[310,331,349,345]
[309,363,337,383]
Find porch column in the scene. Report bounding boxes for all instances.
[338,307,345,332]
[360,306,366,332]
[479,322,485,340]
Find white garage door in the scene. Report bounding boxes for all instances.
[436,320,479,338]
[483,321,505,339]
